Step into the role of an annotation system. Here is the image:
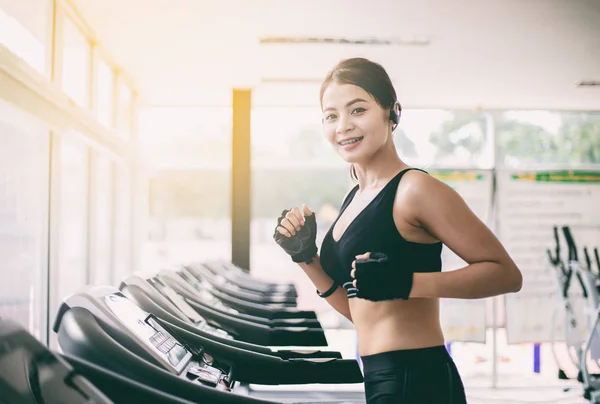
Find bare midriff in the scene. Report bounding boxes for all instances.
[350,297,445,356]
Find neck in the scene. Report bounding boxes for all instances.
[353,143,409,190]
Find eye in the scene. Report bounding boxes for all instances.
[351,107,366,115]
[323,114,336,121]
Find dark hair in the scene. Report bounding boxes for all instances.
[320,58,400,183]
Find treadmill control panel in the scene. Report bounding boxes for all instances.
[150,278,206,324]
[197,290,239,315]
[185,362,223,386]
[103,294,192,374]
[179,268,205,291]
[150,281,234,339]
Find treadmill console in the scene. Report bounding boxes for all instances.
[149,278,234,340]
[197,289,240,315]
[104,294,192,374]
[150,277,205,324]
[159,272,239,315]
[179,267,209,292]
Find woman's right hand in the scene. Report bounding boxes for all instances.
[273,204,318,264]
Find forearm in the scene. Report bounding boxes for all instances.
[298,255,352,322]
[410,261,522,299]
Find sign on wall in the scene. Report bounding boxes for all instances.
[497,169,600,344]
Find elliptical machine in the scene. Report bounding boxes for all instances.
[547,225,588,382]
[563,226,600,402]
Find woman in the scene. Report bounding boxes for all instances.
[273,57,523,403]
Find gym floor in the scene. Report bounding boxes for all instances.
[242,372,589,403]
[247,385,588,403]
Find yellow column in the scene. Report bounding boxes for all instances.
[231,88,252,271]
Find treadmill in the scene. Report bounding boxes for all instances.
[186,263,297,302]
[158,269,329,346]
[175,264,298,307]
[185,264,319,321]
[52,287,364,403]
[202,260,297,296]
[0,317,194,404]
[120,273,348,362]
[170,267,321,328]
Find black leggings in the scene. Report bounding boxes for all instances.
[361,345,467,404]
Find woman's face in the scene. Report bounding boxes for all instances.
[321,82,392,164]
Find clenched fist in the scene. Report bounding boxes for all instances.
[273,204,318,264]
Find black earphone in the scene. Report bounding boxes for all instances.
[389,101,401,130]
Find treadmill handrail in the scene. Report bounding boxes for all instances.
[159,273,276,327]
[190,264,296,297]
[190,273,296,306]
[156,319,363,385]
[186,267,314,319]
[122,282,341,360]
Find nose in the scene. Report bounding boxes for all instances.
[335,114,353,135]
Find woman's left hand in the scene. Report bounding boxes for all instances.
[349,252,413,301]
[350,252,371,289]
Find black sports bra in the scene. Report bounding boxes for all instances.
[319,168,443,297]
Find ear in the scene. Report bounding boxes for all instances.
[389,102,401,130]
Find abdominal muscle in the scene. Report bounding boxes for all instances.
[349,297,445,356]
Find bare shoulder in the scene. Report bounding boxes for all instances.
[397,168,443,192]
[394,169,454,215]
[392,169,450,242]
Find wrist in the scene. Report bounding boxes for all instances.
[298,254,319,269]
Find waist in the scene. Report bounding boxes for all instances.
[351,298,444,355]
[361,345,450,374]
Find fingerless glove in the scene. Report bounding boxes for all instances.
[354,252,413,301]
[273,210,318,264]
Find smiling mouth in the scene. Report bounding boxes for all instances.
[338,136,364,146]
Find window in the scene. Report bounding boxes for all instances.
[0,0,49,74]
[396,109,492,168]
[90,152,113,285]
[117,82,133,140]
[497,111,600,166]
[61,17,90,107]
[139,107,232,166]
[96,60,114,127]
[251,106,339,165]
[139,107,232,271]
[0,98,50,341]
[113,163,131,283]
[56,136,88,306]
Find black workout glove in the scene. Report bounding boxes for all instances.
[273,210,318,264]
[353,252,413,301]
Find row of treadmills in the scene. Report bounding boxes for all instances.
[0,261,364,403]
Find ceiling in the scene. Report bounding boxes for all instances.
[71,0,600,110]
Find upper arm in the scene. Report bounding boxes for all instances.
[399,172,516,268]
[325,287,353,322]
